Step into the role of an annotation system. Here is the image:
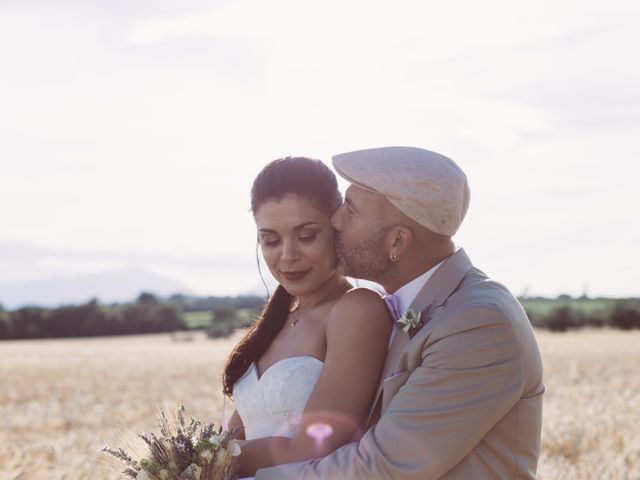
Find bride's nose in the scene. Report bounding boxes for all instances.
[280,239,301,262]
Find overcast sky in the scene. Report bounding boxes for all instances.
[1,0,639,298]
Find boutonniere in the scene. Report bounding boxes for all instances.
[396,309,423,336]
[396,302,438,337]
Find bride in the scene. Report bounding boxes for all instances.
[222,157,392,478]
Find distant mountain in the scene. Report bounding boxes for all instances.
[0,241,260,303]
[0,267,192,309]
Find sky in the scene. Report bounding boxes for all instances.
[1,0,639,302]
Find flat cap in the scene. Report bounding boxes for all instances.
[332,146,470,236]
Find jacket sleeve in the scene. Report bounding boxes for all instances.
[254,306,526,480]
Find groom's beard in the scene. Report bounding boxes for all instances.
[334,227,392,282]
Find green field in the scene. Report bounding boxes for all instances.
[183,308,259,330]
[182,310,212,329]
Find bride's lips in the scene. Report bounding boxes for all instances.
[282,269,311,282]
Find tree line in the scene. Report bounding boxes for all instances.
[1,293,639,340]
[0,293,186,340]
[165,293,265,312]
[524,298,640,331]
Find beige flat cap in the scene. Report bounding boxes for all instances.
[332,146,470,236]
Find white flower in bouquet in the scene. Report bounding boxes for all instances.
[227,440,241,457]
[199,449,214,463]
[215,447,228,464]
[209,433,224,447]
[136,470,151,480]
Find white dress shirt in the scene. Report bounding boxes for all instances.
[386,259,445,314]
[382,259,445,349]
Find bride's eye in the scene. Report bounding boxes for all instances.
[299,232,317,243]
[260,236,279,247]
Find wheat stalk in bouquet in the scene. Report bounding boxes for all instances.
[103,405,241,480]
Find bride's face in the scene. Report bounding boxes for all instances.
[254,193,337,297]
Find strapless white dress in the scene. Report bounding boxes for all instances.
[233,356,324,440]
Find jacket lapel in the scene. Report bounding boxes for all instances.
[365,324,409,426]
[366,248,474,425]
[408,248,473,315]
[379,326,410,389]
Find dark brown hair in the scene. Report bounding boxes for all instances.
[222,157,342,395]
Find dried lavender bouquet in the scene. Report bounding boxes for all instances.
[103,405,241,480]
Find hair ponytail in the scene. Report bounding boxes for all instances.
[222,285,292,396]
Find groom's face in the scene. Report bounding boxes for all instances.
[331,185,392,281]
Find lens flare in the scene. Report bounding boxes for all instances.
[305,422,333,447]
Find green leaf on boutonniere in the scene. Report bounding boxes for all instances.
[396,308,423,335]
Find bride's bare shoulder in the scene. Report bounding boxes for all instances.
[341,286,384,305]
[329,287,392,328]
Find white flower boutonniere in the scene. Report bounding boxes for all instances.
[396,308,423,336]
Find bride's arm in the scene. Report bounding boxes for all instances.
[236,288,392,477]
[227,409,245,440]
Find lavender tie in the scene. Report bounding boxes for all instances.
[381,293,401,320]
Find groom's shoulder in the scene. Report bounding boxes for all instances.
[451,265,525,317]
[432,265,543,384]
[436,264,537,347]
[435,249,523,318]
[442,265,541,362]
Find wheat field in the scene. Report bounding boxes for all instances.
[1,329,639,480]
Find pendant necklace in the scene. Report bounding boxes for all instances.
[289,297,301,327]
[288,278,350,327]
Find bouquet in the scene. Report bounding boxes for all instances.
[103,405,241,480]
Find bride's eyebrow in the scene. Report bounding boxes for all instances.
[258,221,320,234]
[293,221,320,231]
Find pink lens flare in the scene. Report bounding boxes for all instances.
[305,422,333,447]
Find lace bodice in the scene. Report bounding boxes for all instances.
[233,356,323,440]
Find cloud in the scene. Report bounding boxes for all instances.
[1,0,639,297]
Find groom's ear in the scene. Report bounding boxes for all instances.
[388,225,414,256]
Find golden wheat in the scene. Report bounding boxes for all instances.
[536,330,640,480]
[1,329,639,479]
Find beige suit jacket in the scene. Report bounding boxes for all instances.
[255,249,544,479]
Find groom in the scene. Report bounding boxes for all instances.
[255,146,544,479]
